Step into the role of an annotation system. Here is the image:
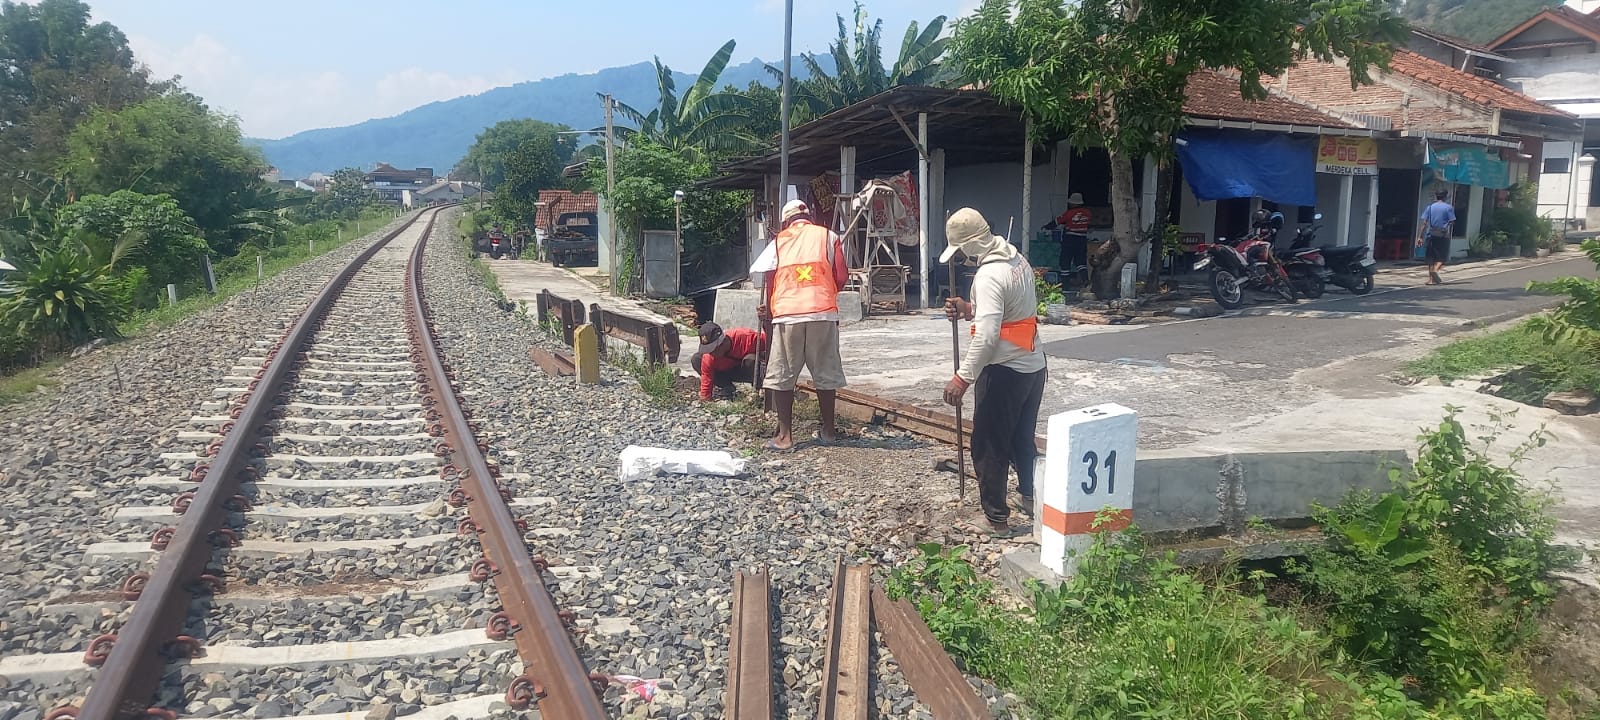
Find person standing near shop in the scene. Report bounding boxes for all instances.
[942,207,1048,538]
[752,199,849,451]
[1056,193,1092,280]
[1418,189,1456,285]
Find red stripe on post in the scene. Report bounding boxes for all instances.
[1041,506,1133,536]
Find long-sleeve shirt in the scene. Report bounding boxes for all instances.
[699,327,766,400]
[959,253,1047,384]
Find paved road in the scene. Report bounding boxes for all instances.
[1045,254,1595,381]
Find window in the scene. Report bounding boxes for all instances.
[1544,157,1571,174]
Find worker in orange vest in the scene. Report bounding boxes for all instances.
[751,199,849,451]
[942,207,1047,538]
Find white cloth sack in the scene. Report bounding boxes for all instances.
[618,445,748,482]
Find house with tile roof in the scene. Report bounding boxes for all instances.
[1488,0,1600,227]
[1270,49,1583,257]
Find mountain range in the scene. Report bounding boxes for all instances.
[251,56,807,178]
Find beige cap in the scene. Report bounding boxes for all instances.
[780,199,809,225]
[1067,192,1085,205]
[940,207,1000,263]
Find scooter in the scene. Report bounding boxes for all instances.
[1288,214,1376,295]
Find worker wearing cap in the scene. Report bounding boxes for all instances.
[1055,192,1091,276]
[690,322,766,402]
[942,207,1047,538]
[750,199,849,451]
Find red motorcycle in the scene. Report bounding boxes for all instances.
[1194,225,1298,309]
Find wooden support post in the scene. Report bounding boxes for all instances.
[645,325,664,366]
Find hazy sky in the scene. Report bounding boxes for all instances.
[69,0,976,139]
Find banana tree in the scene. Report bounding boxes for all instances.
[777,4,950,121]
[602,39,761,158]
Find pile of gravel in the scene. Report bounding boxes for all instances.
[418,209,943,718]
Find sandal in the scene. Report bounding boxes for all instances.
[763,439,795,453]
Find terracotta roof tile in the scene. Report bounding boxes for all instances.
[1182,70,1358,128]
[1384,50,1573,118]
[535,190,598,228]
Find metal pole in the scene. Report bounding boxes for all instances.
[947,259,967,501]
[256,255,263,289]
[779,0,793,206]
[918,112,931,308]
[604,94,619,290]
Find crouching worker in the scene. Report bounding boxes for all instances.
[691,321,766,402]
[941,207,1047,539]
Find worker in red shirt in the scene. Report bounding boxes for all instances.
[1055,192,1091,277]
[691,322,767,401]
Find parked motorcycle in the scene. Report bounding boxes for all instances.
[488,227,507,260]
[1288,214,1377,295]
[1194,230,1297,309]
[1276,214,1328,299]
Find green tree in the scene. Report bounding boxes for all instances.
[0,0,160,213]
[950,0,1406,296]
[57,94,267,251]
[452,119,576,190]
[586,142,749,289]
[607,40,761,157]
[785,4,949,119]
[1400,0,1559,43]
[56,190,207,295]
[722,81,782,141]
[494,136,575,227]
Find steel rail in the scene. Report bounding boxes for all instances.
[405,215,608,717]
[74,208,444,720]
[870,586,990,719]
[725,568,773,720]
[818,557,871,720]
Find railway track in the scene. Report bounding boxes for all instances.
[0,207,605,720]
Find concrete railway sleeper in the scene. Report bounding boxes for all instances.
[3,206,607,720]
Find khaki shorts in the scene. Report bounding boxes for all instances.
[763,321,847,391]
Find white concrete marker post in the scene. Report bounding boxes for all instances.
[1040,403,1137,576]
[166,283,178,307]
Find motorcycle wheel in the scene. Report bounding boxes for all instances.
[1209,268,1245,309]
[1350,272,1374,295]
[1288,266,1324,299]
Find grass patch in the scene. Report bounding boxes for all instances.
[0,359,63,406]
[613,350,681,409]
[1407,322,1600,399]
[118,207,397,336]
[890,412,1585,719]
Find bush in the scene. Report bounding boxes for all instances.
[0,245,130,352]
[1527,238,1600,350]
[1488,184,1554,256]
[1471,231,1504,258]
[1290,411,1568,703]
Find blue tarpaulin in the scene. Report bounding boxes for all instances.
[1176,131,1317,206]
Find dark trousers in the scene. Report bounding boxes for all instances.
[1058,233,1089,271]
[971,364,1047,524]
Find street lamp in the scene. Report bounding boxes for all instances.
[673,189,685,254]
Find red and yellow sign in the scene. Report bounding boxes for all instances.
[1316,137,1378,176]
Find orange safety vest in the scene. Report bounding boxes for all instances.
[769,221,839,317]
[970,315,1039,352]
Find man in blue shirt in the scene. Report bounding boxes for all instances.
[1418,189,1456,285]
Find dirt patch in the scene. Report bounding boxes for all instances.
[1532,579,1600,717]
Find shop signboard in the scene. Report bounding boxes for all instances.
[1426,145,1511,189]
[1315,137,1378,176]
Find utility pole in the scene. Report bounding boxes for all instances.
[779,0,793,208]
[604,93,619,290]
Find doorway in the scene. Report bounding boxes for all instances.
[1375,168,1421,259]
